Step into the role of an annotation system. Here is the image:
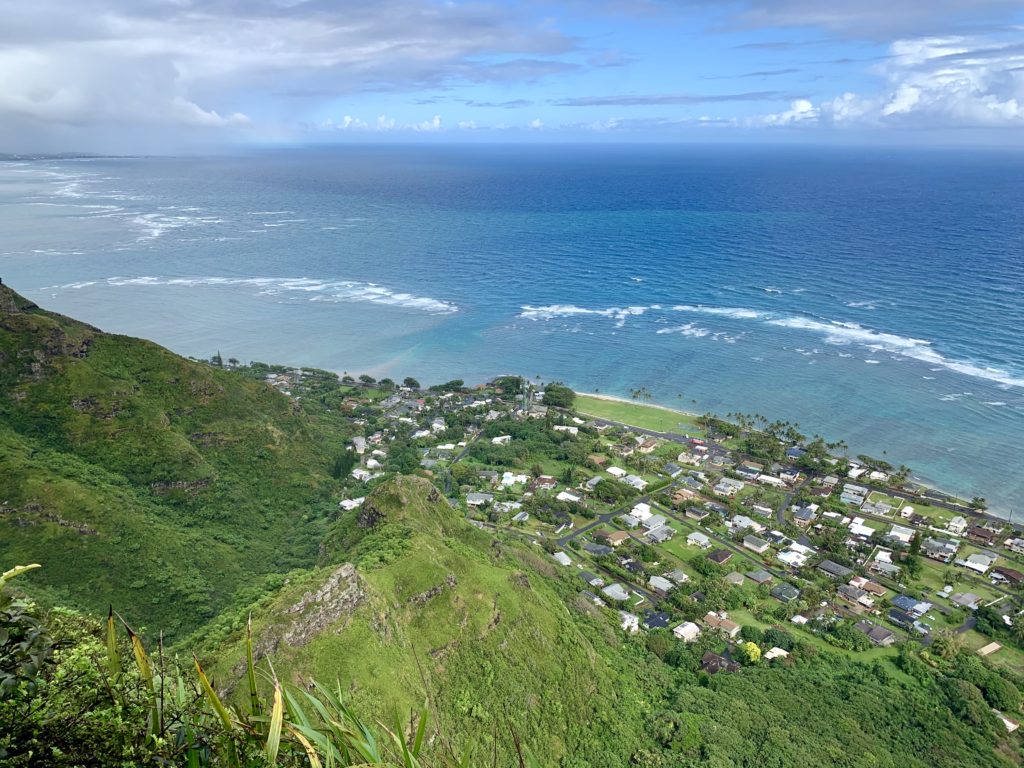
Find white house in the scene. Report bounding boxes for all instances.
[688,531,712,549]
[947,516,968,535]
[673,621,702,643]
[491,435,512,445]
[553,425,579,436]
[339,497,365,511]
[889,524,915,545]
[606,466,628,478]
[552,551,572,566]
[556,491,582,504]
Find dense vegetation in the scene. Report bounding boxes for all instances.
[0,284,350,638]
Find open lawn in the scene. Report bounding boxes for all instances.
[574,394,704,435]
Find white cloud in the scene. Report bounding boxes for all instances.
[756,35,1024,129]
[529,118,544,128]
[0,0,574,150]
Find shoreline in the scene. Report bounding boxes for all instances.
[572,388,1013,523]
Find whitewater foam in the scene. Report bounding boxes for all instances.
[44,276,459,315]
[519,304,648,327]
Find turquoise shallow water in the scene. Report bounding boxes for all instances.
[1,145,1022,512]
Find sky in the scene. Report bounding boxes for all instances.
[2,0,1024,151]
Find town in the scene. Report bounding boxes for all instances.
[251,362,1024,732]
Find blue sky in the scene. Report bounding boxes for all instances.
[1,0,1023,150]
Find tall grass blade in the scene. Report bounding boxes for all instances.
[266,681,284,766]
[288,725,324,768]
[105,607,122,679]
[0,563,40,591]
[411,702,429,757]
[194,656,235,732]
[246,613,263,720]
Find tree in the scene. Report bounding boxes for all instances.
[542,383,575,408]
[931,629,965,660]
[403,377,421,389]
[736,641,761,665]
[330,450,356,480]
[210,351,223,367]
[358,374,376,385]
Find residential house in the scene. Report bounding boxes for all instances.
[725,572,745,587]
[665,569,690,585]
[552,551,572,566]
[743,535,771,555]
[582,543,614,557]
[703,611,741,639]
[686,506,709,522]
[596,530,630,548]
[478,470,499,485]
[606,466,628,478]
[687,531,712,549]
[818,560,854,580]
[619,514,641,529]
[992,566,1024,587]
[700,652,740,675]
[556,490,582,503]
[757,474,787,489]
[887,608,917,631]
[746,569,773,585]
[647,526,675,544]
[708,549,733,566]
[855,620,896,647]
[643,611,671,630]
[491,435,512,445]
[641,513,668,531]
[649,576,675,596]
[584,476,603,492]
[837,584,874,612]
[922,537,959,563]
[603,583,631,602]
[950,592,982,610]
[967,525,999,546]
[672,487,696,504]
[793,504,819,527]
[771,583,800,603]
[466,492,494,507]
[840,483,868,506]
[624,474,648,491]
[731,515,766,534]
[673,621,702,643]
[959,552,997,574]
[511,510,530,523]
[891,595,931,618]
[1006,538,1024,555]
[663,462,683,478]
[533,475,558,491]
[888,525,915,545]
[339,497,365,512]
[850,576,887,597]
[714,477,745,497]
[947,516,968,535]
[638,438,659,454]
[553,424,579,436]
[580,590,605,607]
[578,571,605,588]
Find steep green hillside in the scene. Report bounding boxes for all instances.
[199,475,659,765]
[0,284,349,637]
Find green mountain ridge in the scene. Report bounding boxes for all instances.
[0,282,348,637]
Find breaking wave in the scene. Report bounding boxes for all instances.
[42,276,459,315]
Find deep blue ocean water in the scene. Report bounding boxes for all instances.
[1,145,1022,512]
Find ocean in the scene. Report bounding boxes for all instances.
[1,145,1022,513]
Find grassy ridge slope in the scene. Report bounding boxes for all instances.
[0,284,349,637]
[201,476,659,765]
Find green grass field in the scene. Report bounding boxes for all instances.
[574,394,704,435]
